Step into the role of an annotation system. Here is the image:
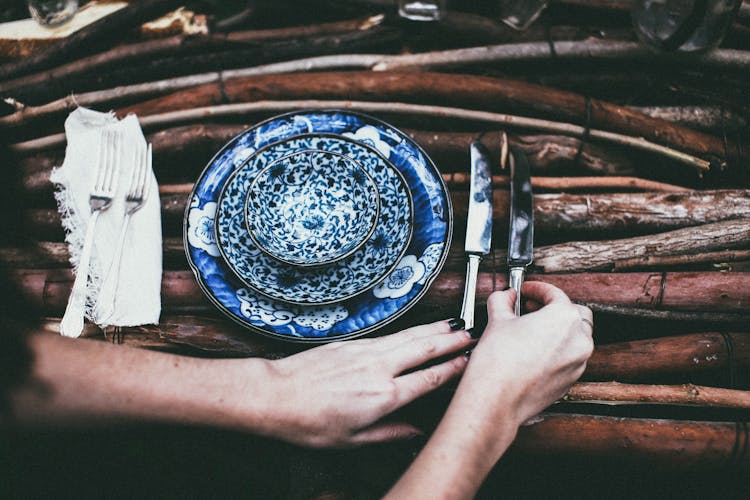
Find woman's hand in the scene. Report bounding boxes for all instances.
[386,282,593,499]
[10,321,472,451]
[459,281,594,430]
[250,320,475,448]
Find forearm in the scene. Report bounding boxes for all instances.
[6,333,273,434]
[386,387,519,499]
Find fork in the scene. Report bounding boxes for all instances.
[60,129,120,338]
[95,142,151,324]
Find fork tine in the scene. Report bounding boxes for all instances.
[98,130,112,194]
[137,142,148,199]
[140,142,152,201]
[104,130,120,194]
[127,142,142,196]
[94,130,109,193]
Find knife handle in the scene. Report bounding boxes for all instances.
[509,267,526,316]
[459,254,482,331]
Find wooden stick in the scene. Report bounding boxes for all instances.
[3,72,729,162]
[0,0,180,81]
[10,100,710,172]
[533,219,750,273]
[457,190,750,236]
[408,131,640,176]
[555,0,633,10]
[614,249,750,271]
[629,105,747,132]
[213,5,256,32]
[514,413,749,468]
[10,269,750,314]
[432,12,637,45]
[369,40,750,72]
[585,333,750,381]
[37,316,290,358]
[442,219,750,273]
[583,303,750,327]
[565,382,750,409]
[444,174,690,192]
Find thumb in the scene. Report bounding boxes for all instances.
[487,289,517,322]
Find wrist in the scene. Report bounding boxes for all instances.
[189,357,280,436]
[387,402,519,499]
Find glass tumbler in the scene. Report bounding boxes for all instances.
[398,0,446,21]
[632,0,741,52]
[498,0,549,30]
[27,0,78,27]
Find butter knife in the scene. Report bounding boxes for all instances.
[459,142,493,331]
[507,147,534,316]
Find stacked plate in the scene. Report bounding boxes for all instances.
[184,110,453,342]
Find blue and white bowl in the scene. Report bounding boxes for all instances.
[246,149,380,267]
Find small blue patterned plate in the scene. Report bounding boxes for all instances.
[216,135,413,305]
[184,110,452,342]
[246,149,381,268]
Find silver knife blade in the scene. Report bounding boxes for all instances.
[464,142,493,255]
[507,146,534,316]
[459,142,494,331]
[507,147,534,267]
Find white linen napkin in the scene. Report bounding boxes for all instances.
[51,107,162,328]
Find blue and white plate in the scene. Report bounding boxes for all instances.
[184,110,452,342]
[216,135,413,304]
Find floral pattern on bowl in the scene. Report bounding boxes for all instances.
[184,110,452,342]
[246,149,380,267]
[217,135,412,305]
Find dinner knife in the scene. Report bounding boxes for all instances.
[507,147,534,316]
[459,142,493,331]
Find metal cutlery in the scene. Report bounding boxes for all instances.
[95,142,152,324]
[507,146,534,316]
[459,141,494,332]
[60,129,120,338]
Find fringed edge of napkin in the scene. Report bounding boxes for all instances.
[49,109,119,320]
[51,167,105,320]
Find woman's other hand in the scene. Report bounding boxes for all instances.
[252,320,475,447]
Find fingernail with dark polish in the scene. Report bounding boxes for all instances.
[469,328,481,339]
[449,318,465,331]
[463,349,473,360]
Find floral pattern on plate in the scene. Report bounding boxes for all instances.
[217,135,412,304]
[184,111,452,342]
